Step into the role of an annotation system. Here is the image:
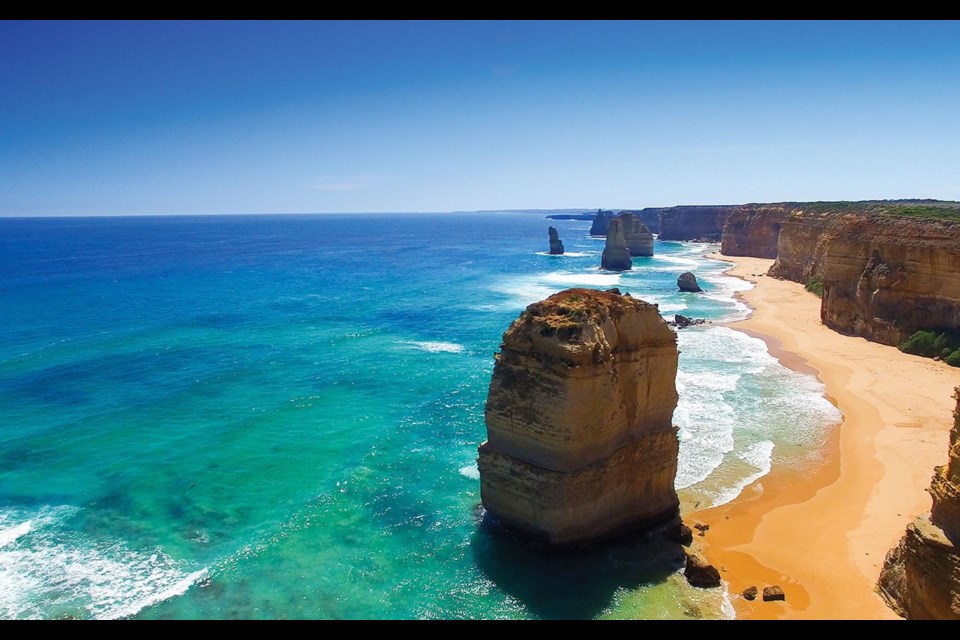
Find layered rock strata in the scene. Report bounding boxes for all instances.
[657,205,738,241]
[619,212,654,257]
[600,219,632,271]
[720,204,796,258]
[548,226,564,255]
[769,210,960,346]
[478,288,680,546]
[878,388,960,619]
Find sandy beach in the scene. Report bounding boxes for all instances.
[691,254,960,620]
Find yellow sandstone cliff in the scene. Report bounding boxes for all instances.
[769,208,960,346]
[478,288,680,546]
[878,388,960,619]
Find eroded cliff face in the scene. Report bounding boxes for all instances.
[769,211,960,345]
[878,388,960,620]
[619,212,654,257]
[657,206,737,241]
[720,204,796,259]
[478,288,680,546]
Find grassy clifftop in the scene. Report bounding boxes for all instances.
[777,199,960,222]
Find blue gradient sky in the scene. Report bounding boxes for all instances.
[2,20,959,216]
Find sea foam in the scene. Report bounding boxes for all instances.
[673,326,840,506]
[0,505,207,620]
[402,341,465,354]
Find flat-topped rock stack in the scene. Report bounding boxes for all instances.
[478,288,680,547]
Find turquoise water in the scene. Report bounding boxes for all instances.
[0,213,839,619]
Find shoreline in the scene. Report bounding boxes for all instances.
[689,253,959,620]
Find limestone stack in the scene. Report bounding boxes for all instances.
[600,219,633,271]
[589,209,616,236]
[878,387,960,619]
[478,288,680,546]
[619,212,655,257]
[547,226,565,255]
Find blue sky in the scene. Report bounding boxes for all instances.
[2,20,959,216]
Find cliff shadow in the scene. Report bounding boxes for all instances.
[470,512,687,619]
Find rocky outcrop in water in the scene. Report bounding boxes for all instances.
[878,387,960,619]
[548,226,565,255]
[600,219,632,271]
[677,272,702,292]
[589,210,617,237]
[658,206,738,241]
[619,212,654,257]
[720,204,796,258]
[768,207,960,346]
[684,549,721,588]
[478,288,680,546]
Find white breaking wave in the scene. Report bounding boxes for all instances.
[489,271,621,310]
[655,255,700,268]
[402,341,465,354]
[533,251,591,257]
[674,325,840,505]
[458,464,480,480]
[708,440,775,508]
[0,505,207,620]
[0,521,32,549]
[540,271,621,287]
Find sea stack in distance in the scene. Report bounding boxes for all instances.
[478,288,680,546]
[619,212,654,257]
[601,218,632,271]
[589,209,616,237]
[548,226,565,255]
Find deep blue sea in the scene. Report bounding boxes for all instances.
[0,213,840,619]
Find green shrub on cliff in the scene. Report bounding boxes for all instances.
[901,330,940,357]
[900,330,960,365]
[805,278,823,297]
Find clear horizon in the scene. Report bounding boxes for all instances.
[3,20,959,217]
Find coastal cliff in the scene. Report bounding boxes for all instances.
[878,388,960,620]
[768,205,960,346]
[720,204,796,259]
[478,288,680,546]
[658,206,737,241]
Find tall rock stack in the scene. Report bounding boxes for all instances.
[548,226,565,255]
[478,288,681,546]
[601,218,633,271]
[878,387,960,619]
[619,212,655,257]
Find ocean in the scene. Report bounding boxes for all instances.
[0,213,840,619]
